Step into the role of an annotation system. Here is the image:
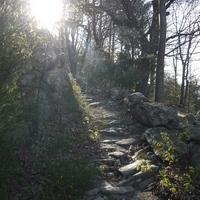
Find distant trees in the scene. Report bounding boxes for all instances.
[166,0,200,110]
[0,0,36,86]
[58,0,200,107]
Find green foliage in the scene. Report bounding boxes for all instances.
[113,66,142,89]
[152,132,178,165]
[136,160,155,173]
[51,158,97,197]
[0,125,98,199]
[0,0,36,86]
[164,74,180,105]
[177,127,191,142]
[0,133,15,199]
[0,81,22,133]
[67,73,89,113]
[0,71,99,199]
[158,166,195,199]
[22,97,49,139]
[0,0,37,133]
[112,54,156,89]
[185,80,200,114]
[155,129,198,199]
[63,86,80,112]
[83,51,115,88]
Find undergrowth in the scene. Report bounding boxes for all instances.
[153,129,200,199]
[0,74,100,199]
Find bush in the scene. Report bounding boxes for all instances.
[153,129,199,199]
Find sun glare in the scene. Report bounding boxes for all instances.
[29,0,62,31]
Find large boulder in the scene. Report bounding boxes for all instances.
[183,114,200,125]
[130,103,179,127]
[144,127,188,162]
[128,92,149,104]
[186,125,200,143]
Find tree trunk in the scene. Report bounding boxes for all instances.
[135,73,149,97]
[155,0,166,102]
[184,80,189,109]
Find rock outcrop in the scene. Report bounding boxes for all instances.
[130,103,179,128]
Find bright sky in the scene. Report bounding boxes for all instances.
[28,0,62,31]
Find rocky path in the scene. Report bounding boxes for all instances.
[82,94,159,200]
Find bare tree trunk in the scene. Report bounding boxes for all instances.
[173,49,178,98]
[179,35,192,106]
[184,79,189,109]
[80,27,91,66]
[111,23,115,61]
[135,73,149,97]
[155,0,166,102]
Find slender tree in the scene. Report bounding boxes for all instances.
[155,0,167,102]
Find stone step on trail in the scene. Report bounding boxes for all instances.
[100,186,134,195]
[118,160,143,178]
[116,137,141,148]
[100,143,127,153]
[99,127,125,137]
[117,165,159,187]
[108,151,127,162]
[108,119,135,127]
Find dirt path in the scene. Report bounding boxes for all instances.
[83,93,159,200]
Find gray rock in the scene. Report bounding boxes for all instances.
[116,138,139,148]
[46,68,68,92]
[93,88,103,96]
[184,114,200,125]
[109,120,122,127]
[99,128,124,137]
[108,119,134,127]
[118,160,143,177]
[100,186,134,195]
[110,87,125,100]
[128,145,135,156]
[107,172,115,177]
[115,159,122,166]
[101,139,119,144]
[188,125,200,142]
[128,92,149,104]
[117,171,148,187]
[93,197,105,200]
[105,100,119,108]
[139,177,155,189]
[132,146,152,160]
[123,97,132,107]
[144,127,188,162]
[108,151,127,161]
[93,159,116,165]
[117,165,158,187]
[120,119,135,126]
[89,102,104,107]
[85,188,100,197]
[100,143,127,152]
[130,103,179,127]
[190,145,200,167]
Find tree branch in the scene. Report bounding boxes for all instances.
[166,0,176,9]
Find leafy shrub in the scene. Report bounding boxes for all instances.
[154,129,199,199]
